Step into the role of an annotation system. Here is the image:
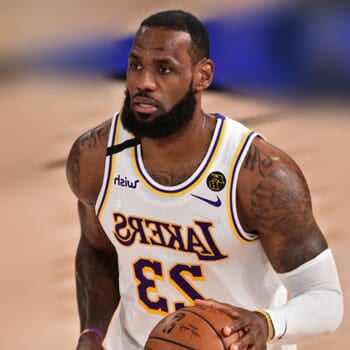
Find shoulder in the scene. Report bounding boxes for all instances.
[237,136,311,232]
[66,118,112,204]
[242,136,298,173]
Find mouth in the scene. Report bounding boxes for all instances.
[132,96,158,115]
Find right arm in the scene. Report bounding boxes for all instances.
[66,121,120,349]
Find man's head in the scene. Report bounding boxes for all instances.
[140,10,210,64]
[121,10,214,138]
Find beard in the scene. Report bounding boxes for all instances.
[121,83,196,138]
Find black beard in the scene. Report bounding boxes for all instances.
[121,85,196,138]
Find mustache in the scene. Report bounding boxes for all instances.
[126,90,160,105]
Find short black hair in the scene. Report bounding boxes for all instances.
[140,10,210,63]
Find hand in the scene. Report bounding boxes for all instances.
[195,299,269,350]
[76,332,105,350]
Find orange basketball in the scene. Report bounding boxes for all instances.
[144,305,243,350]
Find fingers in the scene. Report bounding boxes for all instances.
[194,298,216,307]
[227,330,259,350]
[195,298,241,318]
[194,300,266,350]
[229,325,266,350]
[231,330,250,350]
[223,318,247,336]
[195,299,247,337]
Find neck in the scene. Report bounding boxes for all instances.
[140,111,216,185]
[143,111,213,155]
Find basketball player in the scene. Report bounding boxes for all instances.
[67,10,343,350]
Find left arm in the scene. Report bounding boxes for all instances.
[196,137,343,349]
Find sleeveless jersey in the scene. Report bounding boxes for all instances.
[95,113,293,350]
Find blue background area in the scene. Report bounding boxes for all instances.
[33,3,350,98]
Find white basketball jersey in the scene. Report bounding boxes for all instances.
[95,113,294,350]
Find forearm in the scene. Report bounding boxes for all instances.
[266,249,343,341]
[76,235,120,338]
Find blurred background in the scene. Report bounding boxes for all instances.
[1,0,349,349]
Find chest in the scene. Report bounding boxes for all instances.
[95,113,258,255]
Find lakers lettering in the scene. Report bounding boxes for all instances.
[112,212,228,261]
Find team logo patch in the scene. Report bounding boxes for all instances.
[206,171,226,192]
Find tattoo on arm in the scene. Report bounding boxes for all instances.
[251,167,313,234]
[80,124,109,151]
[69,143,81,194]
[250,166,327,270]
[242,141,327,271]
[68,123,109,196]
[243,144,273,177]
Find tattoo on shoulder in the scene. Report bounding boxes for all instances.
[243,144,273,177]
[79,123,109,151]
[68,122,109,195]
[69,141,81,194]
[250,166,313,235]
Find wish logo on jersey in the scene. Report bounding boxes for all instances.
[112,212,228,261]
[113,174,139,189]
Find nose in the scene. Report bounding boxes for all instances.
[136,68,156,92]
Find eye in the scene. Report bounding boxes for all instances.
[129,62,142,71]
[158,66,171,74]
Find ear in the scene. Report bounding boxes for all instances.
[194,59,214,92]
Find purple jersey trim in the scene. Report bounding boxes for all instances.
[230,130,259,241]
[96,114,119,217]
[134,114,225,194]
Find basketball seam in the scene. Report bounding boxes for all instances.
[148,336,196,350]
[182,309,227,350]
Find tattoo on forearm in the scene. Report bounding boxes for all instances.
[243,144,273,177]
[251,167,313,235]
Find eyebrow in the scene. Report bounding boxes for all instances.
[128,52,180,66]
[128,52,139,60]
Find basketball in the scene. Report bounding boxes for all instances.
[144,305,243,350]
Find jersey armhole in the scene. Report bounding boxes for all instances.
[95,112,120,217]
[229,131,265,242]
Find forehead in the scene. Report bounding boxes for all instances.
[130,26,192,61]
